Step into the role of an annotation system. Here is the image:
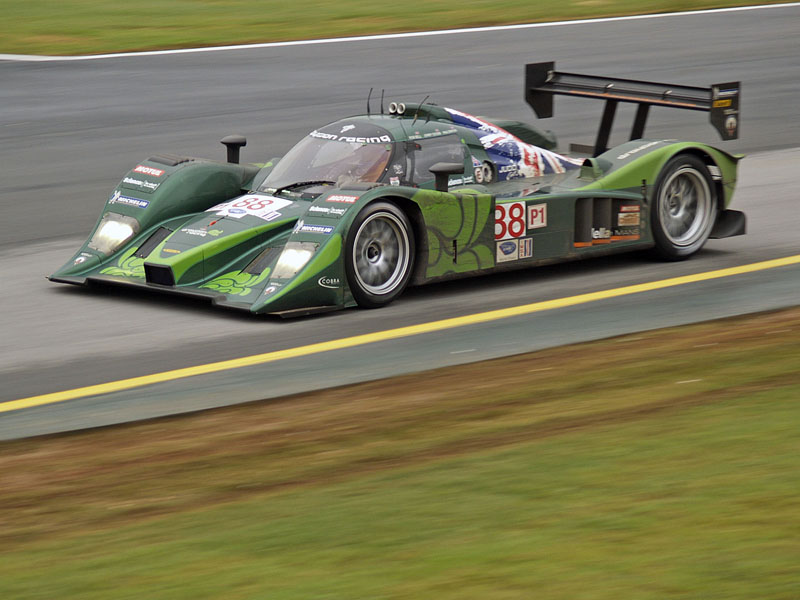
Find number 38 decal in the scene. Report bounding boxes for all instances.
[495,201,526,240]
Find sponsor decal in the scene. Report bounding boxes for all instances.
[527,203,547,230]
[308,205,348,217]
[392,164,404,175]
[133,165,165,177]
[181,227,222,238]
[390,177,400,186]
[340,124,356,133]
[620,205,640,212]
[181,228,208,237]
[295,222,334,235]
[73,252,93,265]
[713,99,732,108]
[495,201,526,240]
[496,240,518,263]
[326,194,359,203]
[407,128,458,140]
[713,87,738,99]
[618,212,640,227]
[612,227,641,240]
[519,237,533,259]
[616,141,660,161]
[309,129,391,144]
[318,276,341,289]
[109,191,150,209]
[122,177,160,192]
[592,227,612,241]
[207,194,292,221]
[263,282,283,295]
[163,248,181,254]
[725,116,737,137]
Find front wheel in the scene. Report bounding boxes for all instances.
[651,155,717,260]
[345,202,415,308]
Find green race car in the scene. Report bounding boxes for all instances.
[50,62,744,317]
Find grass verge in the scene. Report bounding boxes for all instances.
[0,306,798,598]
[0,1,789,56]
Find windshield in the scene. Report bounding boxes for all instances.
[261,123,395,191]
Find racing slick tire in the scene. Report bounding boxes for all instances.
[651,154,717,260]
[345,201,415,308]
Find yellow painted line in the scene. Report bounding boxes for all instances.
[4,254,800,414]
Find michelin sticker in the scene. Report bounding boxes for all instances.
[109,191,150,209]
[293,219,334,235]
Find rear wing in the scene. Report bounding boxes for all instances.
[525,61,740,157]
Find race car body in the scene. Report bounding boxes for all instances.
[50,62,744,316]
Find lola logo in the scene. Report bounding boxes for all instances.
[318,276,341,289]
[340,124,356,133]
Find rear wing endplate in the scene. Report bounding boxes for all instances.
[525,61,740,157]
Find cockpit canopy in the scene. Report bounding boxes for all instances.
[262,121,395,190]
[260,119,468,192]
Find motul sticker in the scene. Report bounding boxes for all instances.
[133,165,165,177]
[326,195,359,204]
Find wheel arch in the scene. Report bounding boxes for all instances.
[661,147,725,214]
[355,194,427,285]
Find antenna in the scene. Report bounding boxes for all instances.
[412,95,430,126]
[367,88,373,116]
[380,89,385,114]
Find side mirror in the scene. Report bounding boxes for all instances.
[220,135,247,164]
[429,162,464,192]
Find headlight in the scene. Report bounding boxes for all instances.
[272,242,316,279]
[88,213,140,255]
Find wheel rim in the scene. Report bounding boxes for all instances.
[658,166,713,247]
[352,211,410,295]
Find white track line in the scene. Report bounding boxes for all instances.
[1,3,797,62]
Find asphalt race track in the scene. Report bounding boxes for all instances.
[1,4,799,438]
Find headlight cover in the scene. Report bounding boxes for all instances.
[272,242,317,279]
[88,213,140,255]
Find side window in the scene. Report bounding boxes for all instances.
[410,135,466,184]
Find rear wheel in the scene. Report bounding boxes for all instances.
[345,202,414,308]
[651,155,717,260]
